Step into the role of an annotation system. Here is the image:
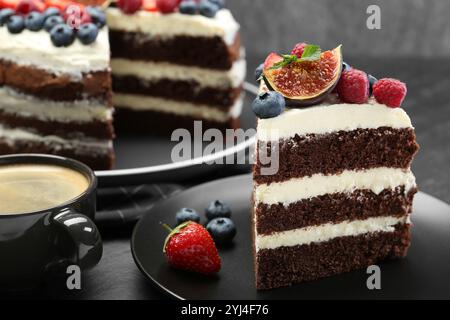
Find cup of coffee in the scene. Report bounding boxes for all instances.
[0,154,102,290]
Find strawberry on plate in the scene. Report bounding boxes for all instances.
[163,221,221,274]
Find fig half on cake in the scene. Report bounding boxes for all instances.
[262,45,342,107]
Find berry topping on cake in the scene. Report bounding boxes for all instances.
[0,8,14,25]
[24,11,44,31]
[86,5,105,28]
[206,217,236,245]
[118,0,143,14]
[155,0,179,14]
[16,0,44,15]
[262,44,342,107]
[163,222,221,274]
[254,62,264,81]
[6,15,24,33]
[199,0,219,17]
[49,23,75,47]
[209,0,225,9]
[175,207,201,225]
[290,42,307,58]
[336,68,370,104]
[372,78,407,108]
[63,4,91,29]
[76,22,98,44]
[43,6,60,19]
[252,91,286,119]
[179,0,197,15]
[43,14,63,31]
[142,0,158,12]
[367,74,378,95]
[205,200,231,220]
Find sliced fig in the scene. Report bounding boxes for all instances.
[263,45,342,107]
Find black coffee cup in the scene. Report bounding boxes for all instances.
[0,154,102,290]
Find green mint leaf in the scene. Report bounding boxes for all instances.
[299,44,321,62]
[269,54,298,70]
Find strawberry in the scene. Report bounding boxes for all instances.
[1,0,20,10]
[263,52,282,70]
[142,0,157,11]
[163,222,221,274]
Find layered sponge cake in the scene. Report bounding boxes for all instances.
[107,1,245,134]
[251,43,419,289]
[0,2,114,169]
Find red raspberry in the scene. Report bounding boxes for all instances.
[16,0,44,14]
[63,4,91,29]
[291,42,307,58]
[118,0,143,14]
[156,0,180,13]
[372,78,407,108]
[336,69,369,104]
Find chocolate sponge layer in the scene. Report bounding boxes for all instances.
[254,127,419,184]
[255,223,411,290]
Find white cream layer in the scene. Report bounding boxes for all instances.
[111,57,246,89]
[255,215,410,251]
[0,124,112,154]
[257,102,413,141]
[0,87,112,123]
[113,93,243,122]
[106,7,239,46]
[254,167,416,206]
[0,28,110,79]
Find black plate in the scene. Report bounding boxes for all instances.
[131,174,450,299]
[95,83,257,187]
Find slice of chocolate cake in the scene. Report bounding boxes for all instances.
[0,4,114,170]
[106,2,245,134]
[251,43,419,290]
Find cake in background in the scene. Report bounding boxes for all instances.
[251,42,419,289]
[107,0,246,134]
[0,0,114,169]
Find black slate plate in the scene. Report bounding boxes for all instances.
[95,83,257,187]
[131,174,450,300]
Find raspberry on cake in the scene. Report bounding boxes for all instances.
[0,1,114,170]
[251,43,419,290]
[106,0,246,134]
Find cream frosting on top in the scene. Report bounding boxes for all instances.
[0,27,110,79]
[106,7,240,45]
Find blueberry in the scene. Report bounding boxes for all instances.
[179,0,198,15]
[342,61,350,71]
[6,16,25,34]
[0,8,15,26]
[368,74,378,95]
[43,7,60,20]
[208,0,225,9]
[254,63,264,81]
[205,200,231,220]
[77,23,99,45]
[251,91,285,119]
[86,6,106,28]
[25,12,45,32]
[206,218,236,245]
[44,15,64,32]
[175,208,200,225]
[50,24,76,47]
[199,0,219,18]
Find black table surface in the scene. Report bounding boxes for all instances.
[3,57,450,300]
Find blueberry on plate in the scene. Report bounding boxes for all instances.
[199,0,219,18]
[206,217,236,245]
[50,24,76,47]
[254,63,264,81]
[175,208,201,225]
[205,200,231,220]
[77,23,99,45]
[86,6,106,28]
[43,7,60,20]
[25,12,45,32]
[208,0,225,9]
[6,16,25,34]
[179,0,198,15]
[0,8,15,26]
[44,15,64,32]
[251,91,285,119]
[342,61,351,72]
[368,74,378,95]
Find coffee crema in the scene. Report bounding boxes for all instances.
[0,164,89,215]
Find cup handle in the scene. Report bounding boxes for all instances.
[53,209,103,269]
